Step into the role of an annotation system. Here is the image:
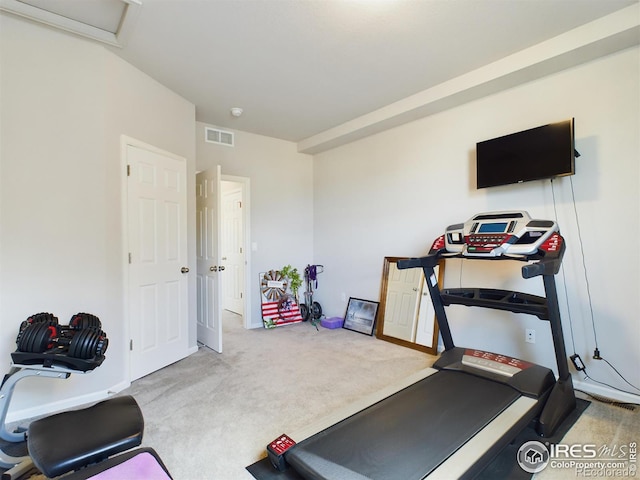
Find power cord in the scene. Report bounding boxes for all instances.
[567,177,600,351]
[579,366,640,397]
[551,177,640,396]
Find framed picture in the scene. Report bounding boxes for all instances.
[343,297,379,336]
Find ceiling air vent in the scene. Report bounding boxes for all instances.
[205,127,234,147]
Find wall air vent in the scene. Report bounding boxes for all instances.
[205,127,234,147]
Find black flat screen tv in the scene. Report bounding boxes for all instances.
[476,118,575,189]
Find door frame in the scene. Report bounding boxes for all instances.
[221,174,251,329]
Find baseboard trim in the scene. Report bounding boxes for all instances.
[6,380,130,424]
[573,378,640,405]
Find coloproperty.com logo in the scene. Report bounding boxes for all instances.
[517,440,637,476]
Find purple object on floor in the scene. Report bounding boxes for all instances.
[87,452,171,480]
[321,317,344,329]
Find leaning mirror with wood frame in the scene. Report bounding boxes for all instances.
[376,256,444,355]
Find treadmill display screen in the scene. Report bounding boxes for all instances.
[478,222,508,234]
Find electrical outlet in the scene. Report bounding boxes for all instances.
[525,329,536,344]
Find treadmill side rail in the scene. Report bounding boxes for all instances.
[428,396,539,480]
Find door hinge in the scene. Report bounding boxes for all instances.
[240,292,243,299]
[128,252,132,264]
[127,164,131,176]
[239,247,243,254]
[130,339,133,351]
[239,201,242,208]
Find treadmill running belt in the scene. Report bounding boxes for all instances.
[285,370,521,480]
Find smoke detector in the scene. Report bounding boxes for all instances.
[230,107,243,118]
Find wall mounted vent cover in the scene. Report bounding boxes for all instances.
[205,127,234,147]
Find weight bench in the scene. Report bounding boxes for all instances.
[24,395,171,480]
[27,395,144,478]
[1,313,173,479]
[3,386,172,480]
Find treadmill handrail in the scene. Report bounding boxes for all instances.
[440,288,550,320]
[398,232,571,381]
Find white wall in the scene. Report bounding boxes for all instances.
[1,9,636,424]
[0,15,196,419]
[313,47,639,402]
[196,124,314,328]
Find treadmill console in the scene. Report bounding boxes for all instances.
[443,211,558,257]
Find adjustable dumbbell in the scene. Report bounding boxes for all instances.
[16,323,108,359]
[68,312,102,331]
[16,314,108,359]
[18,312,58,332]
[16,312,60,351]
[16,312,91,350]
[18,312,101,333]
[60,314,108,359]
[15,321,58,354]
[67,328,109,359]
[62,313,108,358]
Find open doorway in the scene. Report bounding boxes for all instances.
[196,170,251,354]
[221,175,250,329]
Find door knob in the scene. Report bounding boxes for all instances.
[210,266,217,272]
[181,267,189,274]
[219,266,226,271]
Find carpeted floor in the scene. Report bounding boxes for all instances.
[3,311,637,479]
[121,312,433,479]
[120,312,638,480]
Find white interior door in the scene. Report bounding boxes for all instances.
[196,167,222,352]
[221,183,244,315]
[383,262,421,342]
[126,141,189,380]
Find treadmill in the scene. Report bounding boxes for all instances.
[265,211,577,479]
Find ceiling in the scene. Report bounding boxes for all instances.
[3,0,638,151]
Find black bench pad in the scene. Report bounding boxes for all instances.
[27,395,143,478]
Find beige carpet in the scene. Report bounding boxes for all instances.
[121,312,431,479]
[120,312,638,480]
